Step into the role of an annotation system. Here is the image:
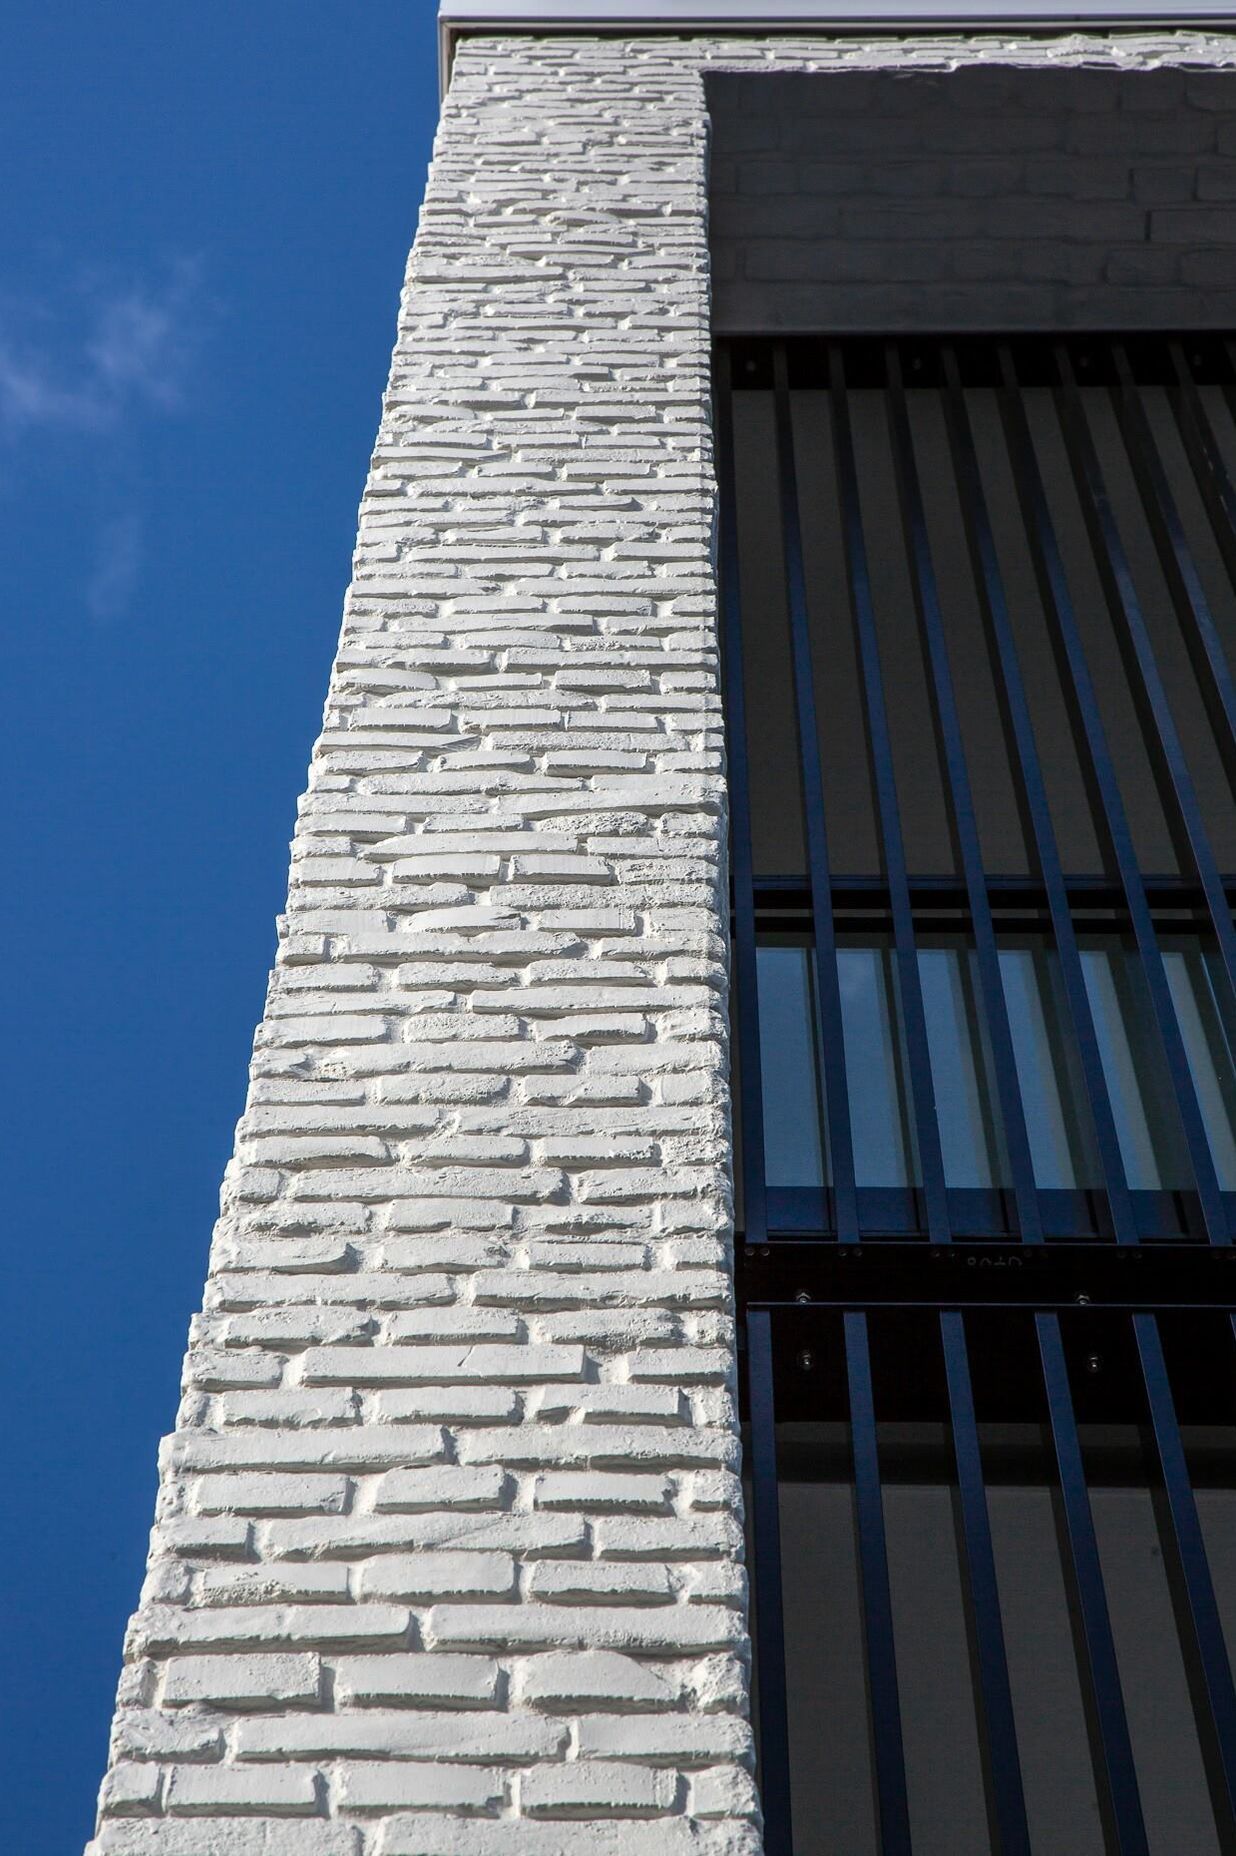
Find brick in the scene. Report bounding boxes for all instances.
[263,1512,588,1560]
[216,1390,357,1428]
[264,1014,387,1046]
[337,1764,504,1813]
[111,1714,225,1763]
[533,1472,672,1513]
[233,1712,568,1763]
[692,1766,760,1820]
[532,1384,685,1425]
[300,1344,588,1385]
[206,1270,454,1311]
[161,1517,254,1559]
[99,1764,164,1817]
[372,1387,521,1424]
[356,1552,516,1602]
[373,1466,511,1512]
[164,1766,322,1816]
[1150,204,1236,242]
[221,1310,373,1349]
[425,1604,743,1654]
[161,1654,323,1710]
[473,1273,726,1314]
[331,1654,501,1708]
[173,1428,447,1472]
[137,1605,412,1653]
[461,1423,733,1469]
[520,1763,676,1818]
[87,1827,361,1856]
[518,1651,677,1711]
[626,1348,732,1384]
[197,1564,350,1606]
[186,1351,284,1392]
[594,1516,745,1560]
[190,1474,351,1517]
[576,1712,755,1764]
[242,1135,391,1168]
[527,1561,674,1605]
[387,1310,525,1344]
[375,1826,756,1856]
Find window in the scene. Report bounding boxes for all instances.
[722,336,1236,1853]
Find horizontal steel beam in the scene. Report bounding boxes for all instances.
[739,1239,1236,1307]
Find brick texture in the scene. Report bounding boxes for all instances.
[708,59,1236,332]
[87,25,1236,1856]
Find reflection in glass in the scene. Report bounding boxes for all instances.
[1000,942,1098,1190]
[754,931,1236,1202]
[1081,942,1191,1191]
[838,945,916,1188]
[1163,943,1236,1190]
[919,946,1003,1189]
[756,943,825,1188]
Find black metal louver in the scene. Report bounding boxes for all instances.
[718,335,1236,1855]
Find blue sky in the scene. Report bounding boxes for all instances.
[0,6,440,1846]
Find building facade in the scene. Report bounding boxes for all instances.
[88,7,1236,1854]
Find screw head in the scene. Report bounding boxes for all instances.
[798,1350,815,1372]
[1086,1353,1103,1375]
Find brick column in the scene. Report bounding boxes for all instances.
[88,31,751,1856]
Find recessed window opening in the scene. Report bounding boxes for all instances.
[723,334,1236,1855]
[724,336,1236,1245]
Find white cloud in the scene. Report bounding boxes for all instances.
[0,343,104,436]
[0,257,204,442]
[0,258,208,618]
[85,259,201,413]
[85,512,143,622]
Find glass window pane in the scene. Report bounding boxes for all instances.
[1081,942,1191,1191]
[754,932,1236,1201]
[919,945,1005,1189]
[1163,943,1236,1192]
[839,944,916,1188]
[756,943,825,1188]
[1000,943,1099,1190]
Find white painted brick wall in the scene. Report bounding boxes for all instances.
[87,25,1236,1856]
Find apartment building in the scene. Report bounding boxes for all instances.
[89,6,1236,1851]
